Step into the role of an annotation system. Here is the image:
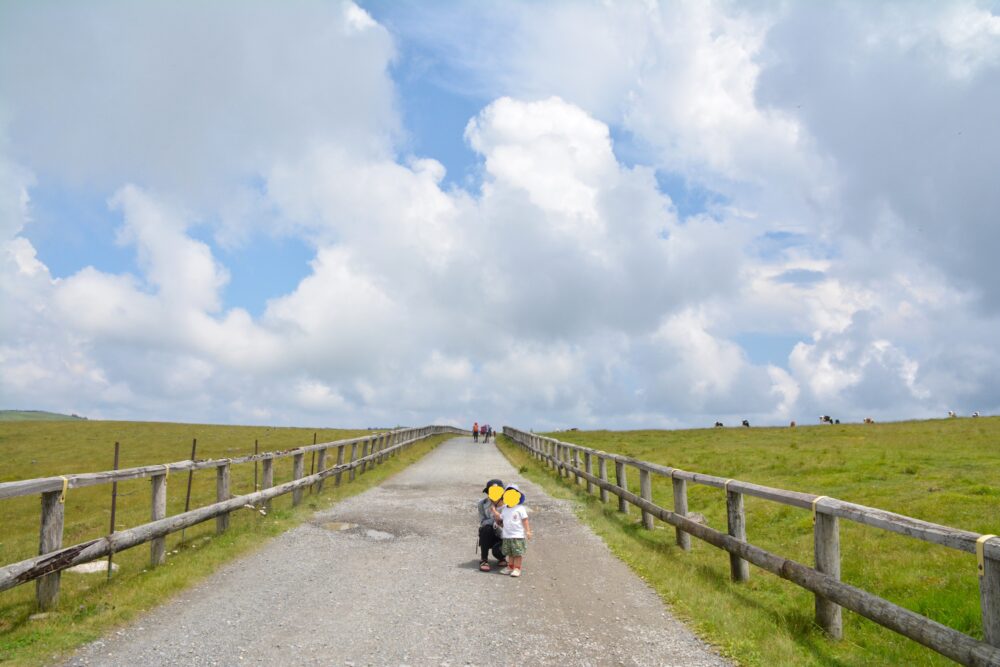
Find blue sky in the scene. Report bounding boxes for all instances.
[2,1,999,429]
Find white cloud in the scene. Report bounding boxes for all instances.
[2,1,1000,428]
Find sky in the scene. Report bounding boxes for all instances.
[1,0,999,430]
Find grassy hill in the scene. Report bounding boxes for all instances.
[498,416,1000,667]
[0,410,86,422]
[0,419,446,666]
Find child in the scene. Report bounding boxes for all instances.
[491,483,532,577]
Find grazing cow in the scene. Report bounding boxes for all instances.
[834,419,840,424]
[741,419,750,428]
[714,421,724,428]
[789,420,796,428]
[820,415,834,424]
[973,411,980,418]
[863,417,875,424]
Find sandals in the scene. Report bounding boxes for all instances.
[496,559,508,568]
[479,562,491,572]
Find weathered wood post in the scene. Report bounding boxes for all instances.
[150,471,167,566]
[335,445,346,485]
[315,447,328,493]
[598,456,609,503]
[216,463,231,534]
[981,538,1000,647]
[672,473,691,551]
[585,452,594,495]
[639,468,654,530]
[814,503,842,638]
[37,489,65,609]
[348,443,358,482]
[262,457,274,512]
[726,483,749,582]
[572,449,581,485]
[615,461,629,514]
[291,453,305,506]
[546,441,554,469]
[360,439,371,474]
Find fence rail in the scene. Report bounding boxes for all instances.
[503,426,1000,667]
[1,425,465,610]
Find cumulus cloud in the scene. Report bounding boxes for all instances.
[1,0,999,428]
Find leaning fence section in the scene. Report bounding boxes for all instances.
[0,425,466,610]
[502,426,1000,667]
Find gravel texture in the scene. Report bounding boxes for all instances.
[65,437,730,666]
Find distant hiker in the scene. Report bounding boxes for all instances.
[482,424,491,443]
[477,479,507,572]
[473,422,479,443]
[491,483,531,577]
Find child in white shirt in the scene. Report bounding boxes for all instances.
[491,483,532,577]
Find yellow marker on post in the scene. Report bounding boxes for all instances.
[978,534,997,578]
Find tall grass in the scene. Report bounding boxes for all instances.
[497,417,1000,666]
[0,420,447,666]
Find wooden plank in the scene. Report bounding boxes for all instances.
[150,473,167,566]
[640,468,654,530]
[216,463,231,534]
[36,490,64,610]
[672,476,690,551]
[615,461,628,514]
[726,488,749,582]
[815,510,842,639]
[291,453,304,506]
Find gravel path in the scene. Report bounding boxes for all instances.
[65,437,729,666]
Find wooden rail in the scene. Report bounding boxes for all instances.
[503,427,1000,667]
[0,425,466,610]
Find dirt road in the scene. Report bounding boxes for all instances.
[65,436,728,666]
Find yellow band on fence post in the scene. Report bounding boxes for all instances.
[58,476,69,504]
[163,464,169,482]
[724,479,735,493]
[978,534,997,578]
[812,495,829,524]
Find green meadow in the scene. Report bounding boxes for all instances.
[0,420,446,666]
[498,417,1000,666]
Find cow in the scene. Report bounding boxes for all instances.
[973,411,981,418]
[820,415,834,424]
[789,420,796,428]
[948,410,956,418]
[741,419,750,428]
[863,417,875,424]
[714,421,724,428]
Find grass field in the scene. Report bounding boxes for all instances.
[497,417,1000,666]
[0,420,447,666]
[0,411,84,422]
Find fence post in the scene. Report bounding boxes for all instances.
[585,453,594,495]
[262,457,274,512]
[335,445,346,485]
[982,546,1000,647]
[216,463,231,534]
[150,473,167,566]
[814,510,843,639]
[572,449,581,485]
[291,453,305,506]
[349,443,358,481]
[615,461,629,514]
[315,447,328,493]
[598,457,609,503]
[360,439,371,474]
[672,475,690,551]
[726,486,749,582]
[640,469,654,530]
[37,490,64,610]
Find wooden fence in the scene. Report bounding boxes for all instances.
[503,426,1000,667]
[0,425,465,610]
